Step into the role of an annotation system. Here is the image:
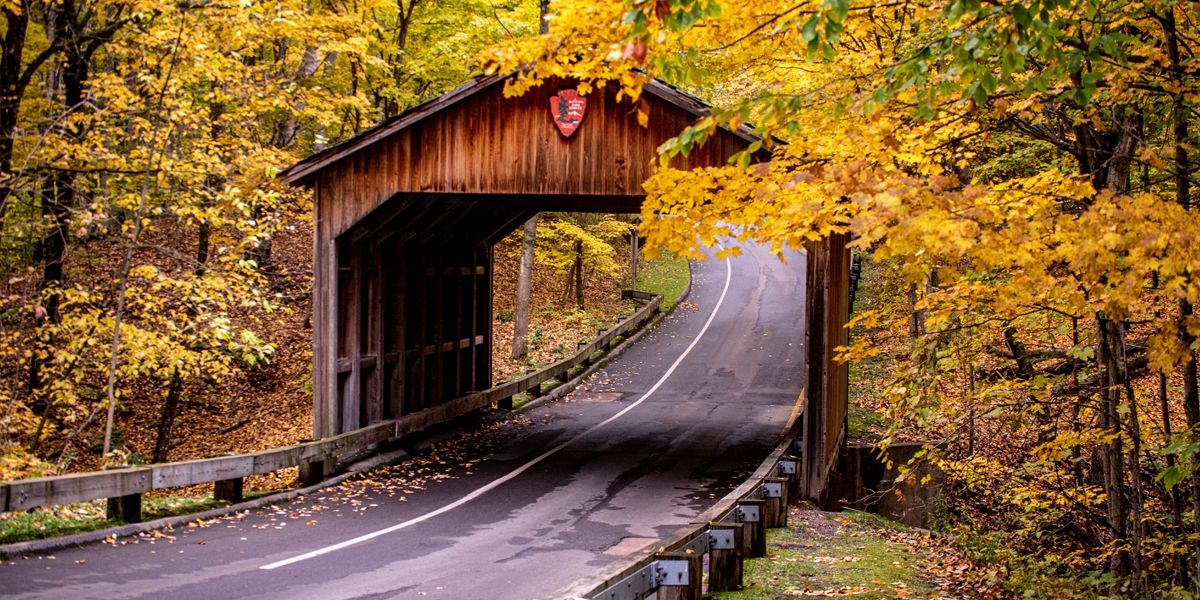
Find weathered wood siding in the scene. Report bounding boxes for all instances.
[801,232,851,501]
[313,80,753,240]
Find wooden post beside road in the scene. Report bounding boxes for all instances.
[106,493,141,523]
[214,477,244,503]
[764,477,788,528]
[655,551,701,600]
[739,499,767,558]
[299,460,326,485]
[708,522,744,592]
[783,454,802,505]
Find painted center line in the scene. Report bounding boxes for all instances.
[261,253,734,570]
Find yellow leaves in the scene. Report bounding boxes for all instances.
[1138,146,1168,171]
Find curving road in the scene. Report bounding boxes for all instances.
[0,242,806,600]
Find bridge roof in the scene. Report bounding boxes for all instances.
[278,74,758,188]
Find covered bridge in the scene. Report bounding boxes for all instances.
[278,74,850,501]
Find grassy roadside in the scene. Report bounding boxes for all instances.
[637,251,690,311]
[708,506,966,599]
[1,491,273,545]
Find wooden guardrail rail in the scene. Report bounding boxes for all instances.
[0,293,663,522]
[546,426,803,600]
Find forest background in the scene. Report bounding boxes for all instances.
[0,0,682,527]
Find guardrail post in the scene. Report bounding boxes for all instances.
[781,455,801,506]
[497,395,514,410]
[763,477,788,528]
[299,460,327,485]
[707,523,744,592]
[106,493,141,523]
[215,477,244,503]
[654,551,701,600]
[737,499,766,558]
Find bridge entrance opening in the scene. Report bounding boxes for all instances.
[279,75,848,500]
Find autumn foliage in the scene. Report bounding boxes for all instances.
[0,0,538,477]
[484,0,1200,594]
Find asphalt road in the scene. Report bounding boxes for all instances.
[1,242,807,600]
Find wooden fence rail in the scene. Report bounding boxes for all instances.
[1,294,663,516]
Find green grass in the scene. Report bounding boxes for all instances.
[847,404,885,440]
[0,491,276,545]
[709,509,934,599]
[637,250,690,311]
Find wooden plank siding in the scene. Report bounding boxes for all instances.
[801,232,851,502]
[307,79,756,241]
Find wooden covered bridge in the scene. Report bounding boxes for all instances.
[277,75,851,502]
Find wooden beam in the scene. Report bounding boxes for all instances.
[423,266,485,276]
[803,238,828,502]
[376,197,464,248]
[432,256,445,405]
[367,196,457,246]
[346,193,427,244]
[469,248,479,393]
[313,178,339,439]
[369,245,386,423]
[393,336,484,362]
[483,209,540,246]
[343,242,365,431]
[482,244,493,390]
[388,248,406,419]
[414,252,428,412]
[454,253,464,398]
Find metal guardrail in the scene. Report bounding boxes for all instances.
[547,425,803,600]
[0,293,664,515]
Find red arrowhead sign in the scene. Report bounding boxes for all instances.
[550,89,587,137]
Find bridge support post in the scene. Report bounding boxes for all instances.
[214,477,244,504]
[497,395,514,410]
[655,551,701,600]
[707,523,744,592]
[106,493,141,523]
[763,477,788,528]
[737,499,766,558]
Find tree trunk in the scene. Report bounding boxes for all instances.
[0,2,31,223]
[540,0,550,33]
[561,261,576,303]
[1160,370,1188,584]
[29,3,85,424]
[574,239,584,310]
[152,371,183,463]
[511,214,538,359]
[246,206,273,272]
[1096,317,1131,577]
[1003,324,1035,377]
[1105,105,1141,194]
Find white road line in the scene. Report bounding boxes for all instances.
[261,254,734,570]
